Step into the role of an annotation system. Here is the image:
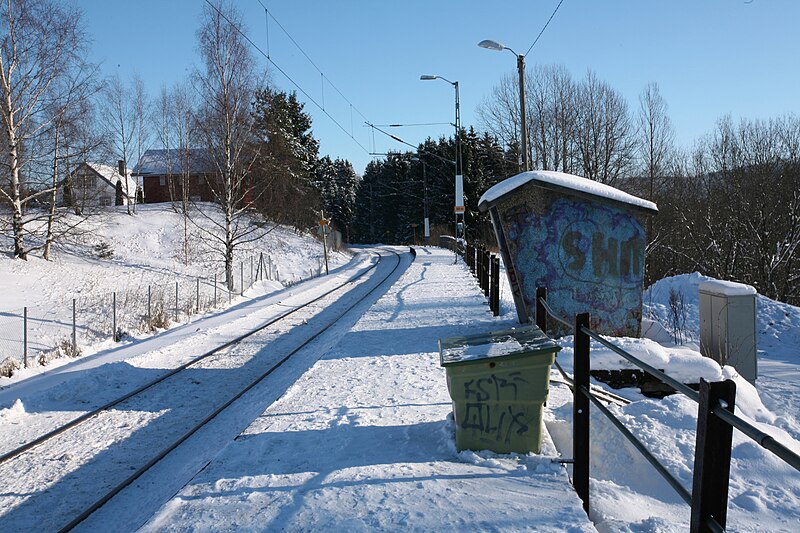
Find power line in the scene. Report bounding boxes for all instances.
[257,1,371,125]
[204,0,370,154]
[524,0,565,57]
[370,122,453,128]
[247,2,458,158]
[366,123,456,167]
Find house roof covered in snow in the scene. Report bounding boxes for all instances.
[77,162,138,197]
[133,149,216,176]
[478,170,659,214]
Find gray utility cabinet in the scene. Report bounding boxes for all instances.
[699,280,757,383]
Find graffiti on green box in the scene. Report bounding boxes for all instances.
[461,373,530,442]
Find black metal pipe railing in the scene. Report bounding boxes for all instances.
[534,286,800,532]
[583,384,692,505]
[712,404,800,471]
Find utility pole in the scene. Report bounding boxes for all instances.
[517,53,530,172]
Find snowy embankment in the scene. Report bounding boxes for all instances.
[0,204,349,384]
[545,272,800,531]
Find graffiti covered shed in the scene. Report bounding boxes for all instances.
[478,171,658,337]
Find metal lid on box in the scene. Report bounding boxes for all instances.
[439,325,560,367]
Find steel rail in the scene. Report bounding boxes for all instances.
[57,248,405,532]
[0,251,385,467]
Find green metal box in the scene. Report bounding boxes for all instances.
[439,325,560,454]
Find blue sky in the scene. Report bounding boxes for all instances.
[81,0,800,174]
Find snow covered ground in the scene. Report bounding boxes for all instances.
[0,204,350,382]
[0,236,798,531]
[135,246,593,532]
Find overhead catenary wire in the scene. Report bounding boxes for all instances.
[205,0,370,154]
[524,0,565,57]
[370,122,454,128]
[252,1,475,160]
[256,1,371,126]
[365,122,458,167]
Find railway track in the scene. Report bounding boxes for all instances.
[0,247,407,532]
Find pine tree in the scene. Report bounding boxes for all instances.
[252,88,321,228]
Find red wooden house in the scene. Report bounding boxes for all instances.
[134,149,217,204]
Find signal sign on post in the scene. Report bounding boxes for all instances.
[454,205,465,214]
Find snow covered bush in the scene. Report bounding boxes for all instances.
[93,241,114,259]
[58,338,81,358]
[667,288,688,344]
[141,294,170,332]
[0,357,20,378]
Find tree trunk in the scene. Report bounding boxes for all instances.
[10,145,26,260]
[44,122,61,260]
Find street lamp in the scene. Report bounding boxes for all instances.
[410,156,430,244]
[420,74,465,256]
[479,39,530,172]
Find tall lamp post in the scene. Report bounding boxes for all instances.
[478,39,530,173]
[410,156,430,244]
[420,74,464,257]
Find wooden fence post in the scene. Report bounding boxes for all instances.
[574,312,591,513]
[690,379,737,532]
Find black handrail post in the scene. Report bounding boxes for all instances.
[492,256,500,316]
[574,312,591,513]
[483,249,490,297]
[487,254,495,312]
[478,248,484,288]
[536,287,547,333]
[690,379,737,532]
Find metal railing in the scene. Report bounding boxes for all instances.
[465,243,500,316]
[534,286,800,532]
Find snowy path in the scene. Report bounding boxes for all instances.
[137,247,594,532]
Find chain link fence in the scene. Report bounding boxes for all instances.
[0,251,322,378]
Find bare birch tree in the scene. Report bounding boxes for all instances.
[173,83,194,264]
[637,82,675,201]
[193,0,262,290]
[574,70,635,185]
[42,61,100,260]
[131,72,149,213]
[0,0,85,258]
[101,73,136,215]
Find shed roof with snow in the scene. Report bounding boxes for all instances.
[479,170,658,215]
